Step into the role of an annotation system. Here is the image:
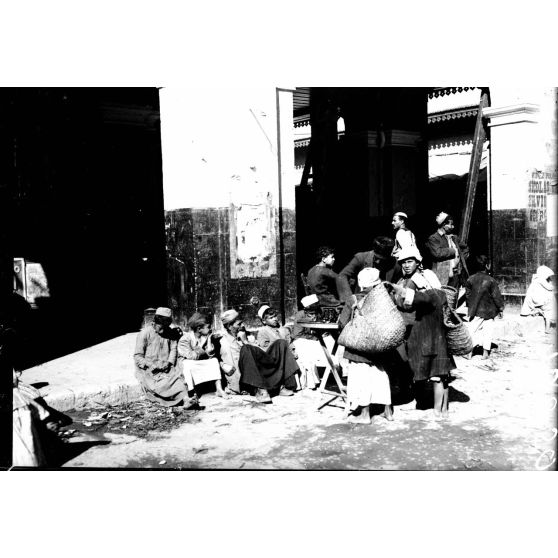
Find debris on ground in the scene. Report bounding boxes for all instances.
[63,399,203,438]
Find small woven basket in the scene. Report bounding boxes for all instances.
[339,282,406,353]
[443,306,473,355]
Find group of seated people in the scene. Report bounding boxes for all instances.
[133,304,301,408]
[133,209,556,423]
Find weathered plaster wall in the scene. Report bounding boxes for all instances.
[160,88,296,328]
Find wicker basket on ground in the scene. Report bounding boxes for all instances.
[339,282,406,353]
[443,305,473,355]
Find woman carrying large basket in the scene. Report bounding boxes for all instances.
[386,247,455,420]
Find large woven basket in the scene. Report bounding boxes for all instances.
[442,286,458,310]
[443,306,473,355]
[339,282,406,353]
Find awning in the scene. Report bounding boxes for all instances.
[429,141,488,180]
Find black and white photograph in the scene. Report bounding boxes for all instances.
[1,2,557,556]
[3,84,556,471]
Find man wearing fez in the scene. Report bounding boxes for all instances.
[133,307,194,407]
[218,309,299,403]
[425,212,469,288]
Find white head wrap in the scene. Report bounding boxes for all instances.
[357,267,381,289]
[397,246,423,263]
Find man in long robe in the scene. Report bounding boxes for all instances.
[133,307,191,407]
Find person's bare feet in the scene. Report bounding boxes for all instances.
[254,388,272,404]
[382,405,394,421]
[431,409,442,420]
[348,414,373,424]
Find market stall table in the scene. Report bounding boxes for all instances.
[297,321,348,412]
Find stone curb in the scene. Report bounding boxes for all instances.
[42,381,144,412]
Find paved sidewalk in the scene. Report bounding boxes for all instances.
[19,312,554,414]
[21,333,142,412]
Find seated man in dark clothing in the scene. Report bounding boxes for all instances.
[336,236,398,304]
[306,246,342,307]
[218,309,299,404]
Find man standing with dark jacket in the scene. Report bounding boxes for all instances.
[336,236,397,304]
[465,255,504,360]
[425,212,468,287]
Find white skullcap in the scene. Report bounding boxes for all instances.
[155,307,172,318]
[301,294,319,308]
[397,246,423,263]
[257,305,271,320]
[357,267,381,289]
[393,211,408,219]
[436,212,449,225]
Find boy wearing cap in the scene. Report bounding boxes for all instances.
[255,304,293,351]
[425,212,468,288]
[133,307,193,407]
[387,250,453,420]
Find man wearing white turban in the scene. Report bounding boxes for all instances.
[425,212,468,287]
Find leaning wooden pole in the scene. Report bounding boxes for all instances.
[460,89,490,244]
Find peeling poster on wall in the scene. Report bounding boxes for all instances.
[527,169,557,229]
[229,192,277,278]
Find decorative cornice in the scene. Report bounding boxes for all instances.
[483,103,540,126]
[428,108,478,124]
[294,138,310,148]
[428,87,475,99]
[294,117,310,128]
[429,138,473,150]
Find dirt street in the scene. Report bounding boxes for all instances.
[60,322,557,470]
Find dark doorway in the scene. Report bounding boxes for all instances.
[1,88,167,366]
